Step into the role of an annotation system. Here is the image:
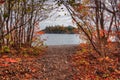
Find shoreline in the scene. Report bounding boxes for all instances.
[46,44,79,47]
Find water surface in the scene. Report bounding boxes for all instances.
[40,34,83,45]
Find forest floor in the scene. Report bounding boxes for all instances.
[0,45,78,80]
[0,44,120,80]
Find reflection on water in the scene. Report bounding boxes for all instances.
[40,34,83,45]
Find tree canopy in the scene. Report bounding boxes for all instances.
[56,0,120,57]
[0,0,53,50]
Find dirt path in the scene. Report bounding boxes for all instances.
[0,45,78,80]
[38,45,78,80]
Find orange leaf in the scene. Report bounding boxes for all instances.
[2,55,8,58]
[5,58,18,63]
[35,31,45,34]
[0,63,10,67]
[25,73,32,79]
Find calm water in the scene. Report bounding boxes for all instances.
[40,34,83,45]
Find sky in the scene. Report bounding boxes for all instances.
[39,4,76,30]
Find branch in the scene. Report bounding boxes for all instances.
[64,4,102,56]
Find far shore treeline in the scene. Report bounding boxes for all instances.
[41,25,78,34]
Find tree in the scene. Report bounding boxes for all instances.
[0,0,53,50]
[57,0,120,57]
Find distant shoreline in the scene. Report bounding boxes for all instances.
[46,44,79,47]
[44,33,76,34]
[43,33,79,34]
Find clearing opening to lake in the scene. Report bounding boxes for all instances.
[40,34,83,45]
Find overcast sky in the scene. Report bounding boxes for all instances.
[39,4,76,30]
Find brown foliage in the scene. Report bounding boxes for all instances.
[71,43,120,80]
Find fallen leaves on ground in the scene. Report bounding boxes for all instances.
[71,43,120,80]
[0,55,43,80]
[0,46,46,80]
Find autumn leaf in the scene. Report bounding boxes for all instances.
[5,58,18,63]
[0,0,5,4]
[25,73,32,79]
[118,3,120,10]
[0,64,9,67]
[2,55,9,58]
[78,5,84,10]
[35,31,45,34]
[115,69,120,74]
[16,58,22,62]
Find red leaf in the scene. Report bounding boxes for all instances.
[0,63,10,67]
[0,0,5,4]
[118,3,120,10]
[5,58,18,63]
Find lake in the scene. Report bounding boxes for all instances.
[40,34,83,45]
